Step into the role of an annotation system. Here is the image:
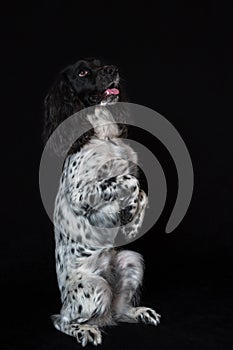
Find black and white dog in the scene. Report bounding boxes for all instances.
[43,58,160,347]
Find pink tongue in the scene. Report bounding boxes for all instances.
[105,88,119,96]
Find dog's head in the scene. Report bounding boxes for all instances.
[43,58,125,146]
[65,58,121,106]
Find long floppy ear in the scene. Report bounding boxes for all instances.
[43,72,85,146]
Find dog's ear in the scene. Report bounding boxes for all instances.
[43,72,85,146]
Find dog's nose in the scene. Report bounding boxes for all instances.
[104,65,118,75]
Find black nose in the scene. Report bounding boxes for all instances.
[103,65,118,75]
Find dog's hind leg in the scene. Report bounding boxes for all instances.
[51,275,113,347]
[112,250,161,326]
[112,250,143,316]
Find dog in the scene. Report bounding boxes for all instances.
[43,58,160,347]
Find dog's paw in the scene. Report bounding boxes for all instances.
[121,189,148,240]
[116,175,139,200]
[134,307,161,326]
[74,324,102,347]
[121,225,139,240]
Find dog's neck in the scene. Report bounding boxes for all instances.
[87,105,120,140]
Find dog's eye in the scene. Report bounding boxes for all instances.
[78,69,89,77]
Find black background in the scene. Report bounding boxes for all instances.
[2,1,233,349]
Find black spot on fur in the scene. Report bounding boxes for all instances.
[105,176,116,186]
[78,283,83,288]
[127,263,134,268]
[80,252,91,257]
[78,305,82,313]
[104,193,110,200]
[82,203,90,213]
[100,184,107,191]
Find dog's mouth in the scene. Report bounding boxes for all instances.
[100,82,120,105]
[87,71,120,106]
[88,83,120,105]
[103,82,120,98]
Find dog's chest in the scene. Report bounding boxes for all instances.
[53,137,138,244]
[68,138,137,182]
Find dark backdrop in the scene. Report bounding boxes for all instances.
[2,1,233,349]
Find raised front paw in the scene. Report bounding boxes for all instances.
[73,324,102,347]
[134,307,161,326]
[121,224,139,240]
[121,189,148,239]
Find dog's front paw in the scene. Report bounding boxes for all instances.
[116,175,139,200]
[121,225,139,240]
[75,324,102,347]
[134,307,161,326]
[120,189,148,240]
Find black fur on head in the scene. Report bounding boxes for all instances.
[43,58,128,154]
